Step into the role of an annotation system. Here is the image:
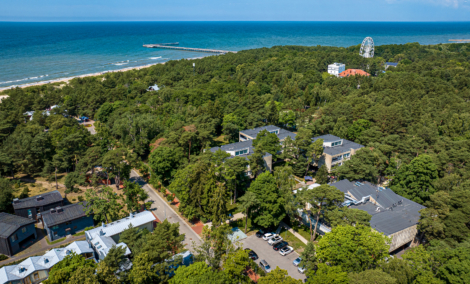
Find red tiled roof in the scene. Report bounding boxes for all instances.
[339,69,370,78]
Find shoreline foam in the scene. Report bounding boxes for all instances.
[0,55,207,93]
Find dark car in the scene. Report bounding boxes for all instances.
[273,241,288,251]
[245,248,259,260]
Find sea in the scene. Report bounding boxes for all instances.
[1,21,470,89]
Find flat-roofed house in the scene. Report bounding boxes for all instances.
[0,241,93,284]
[328,63,346,77]
[312,134,364,172]
[331,179,425,252]
[42,202,94,241]
[0,213,37,257]
[385,62,398,69]
[12,191,63,222]
[85,211,156,262]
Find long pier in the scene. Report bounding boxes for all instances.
[143,44,236,54]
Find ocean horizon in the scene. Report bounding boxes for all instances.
[1,21,470,88]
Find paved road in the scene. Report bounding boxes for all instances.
[129,170,202,252]
[241,235,306,281]
[0,229,85,266]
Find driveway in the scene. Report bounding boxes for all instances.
[129,170,202,252]
[241,235,306,281]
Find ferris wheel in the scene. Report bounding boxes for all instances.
[359,37,374,58]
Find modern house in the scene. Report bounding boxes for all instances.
[331,179,425,252]
[238,125,296,142]
[327,63,346,77]
[0,213,37,257]
[338,69,370,78]
[312,134,364,172]
[385,62,398,69]
[0,241,93,284]
[210,126,296,177]
[85,211,156,262]
[41,202,94,241]
[13,191,63,222]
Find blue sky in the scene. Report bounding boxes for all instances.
[1,0,469,21]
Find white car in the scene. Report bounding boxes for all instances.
[279,246,294,256]
[268,235,283,245]
[262,233,275,241]
[298,266,306,274]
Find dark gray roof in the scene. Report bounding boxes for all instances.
[332,180,403,209]
[209,140,272,161]
[42,202,89,227]
[312,134,364,156]
[350,199,425,235]
[332,179,425,235]
[13,190,63,210]
[239,125,296,141]
[386,62,398,66]
[0,213,36,238]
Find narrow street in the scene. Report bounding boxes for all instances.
[129,170,202,252]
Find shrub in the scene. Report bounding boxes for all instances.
[78,196,84,202]
[0,254,8,261]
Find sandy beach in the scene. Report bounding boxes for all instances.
[0,55,208,94]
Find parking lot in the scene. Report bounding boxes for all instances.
[240,235,307,281]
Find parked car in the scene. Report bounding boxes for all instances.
[262,233,275,241]
[293,257,302,266]
[273,241,288,251]
[268,235,283,245]
[298,266,306,274]
[256,227,274,238]
[259,259,272,273]
[279,246,294,256]
[244,248,258,260]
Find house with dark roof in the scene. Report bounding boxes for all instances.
[42,202,94,241]
[239,125,296,142]
[312,134,364,172]
[330,179,425,252]
[0,213,37,257]
[12,191,63,222]
[385,62,398,70]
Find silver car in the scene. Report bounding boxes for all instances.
[268,235,283,246]
[259,259,272,273]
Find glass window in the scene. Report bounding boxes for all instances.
[11,234,18,242]
[21,227,27,233]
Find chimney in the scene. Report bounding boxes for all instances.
[56,207,63,213]
[50,208,56,214]
[13,198,20,204]
[130,212,133,218]
[102,222,106,227]
[36,196,43,201]
[100,229,105,236]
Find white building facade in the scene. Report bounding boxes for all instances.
[327,63,346,77]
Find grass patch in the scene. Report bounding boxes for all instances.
[229,217,257,236]
[279,228,306,251]
[292,224,312,241]
[227,202,241,216]
[45,231,86,245]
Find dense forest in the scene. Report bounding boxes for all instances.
[1,42,470,283]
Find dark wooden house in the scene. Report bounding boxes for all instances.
[13,190,63,221]
[42,202,94,241]
[0,213,37,256]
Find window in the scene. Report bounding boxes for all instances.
[343,153,350,159]
[33,272,40,281]
[54,231,58,236]
[52,226,59,230]
[235,149,248,156]
[73,226,77,229]
[21,227,27,233]
[269,130,279,135]
[332,141,342,147]
[10,234,18,242]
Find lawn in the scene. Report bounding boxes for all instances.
[279,228,307,252]
[227,202,241,216]
[45,231,87,245]
[229,217,257,236]
[291,224,312,242]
